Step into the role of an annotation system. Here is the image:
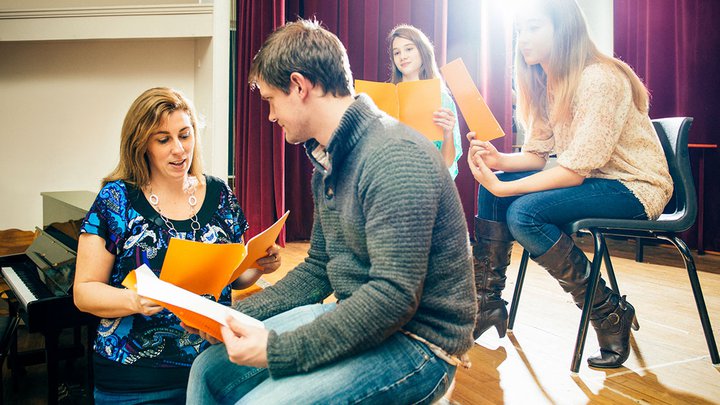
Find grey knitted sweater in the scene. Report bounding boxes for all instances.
[235,94,476,377]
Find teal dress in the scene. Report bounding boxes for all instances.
[433,89,463,179]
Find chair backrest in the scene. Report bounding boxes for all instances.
[652,117,697,232]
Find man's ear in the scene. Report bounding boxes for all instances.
[289,72,314,99]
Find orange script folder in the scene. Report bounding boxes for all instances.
[125,264,264,342]
[355,78,442,141]
[158,210,290,299]
[121,211,290,341]
[440,58,504,142]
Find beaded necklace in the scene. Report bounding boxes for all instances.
[148,178,201,238]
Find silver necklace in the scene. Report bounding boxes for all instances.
[148,180,201,238]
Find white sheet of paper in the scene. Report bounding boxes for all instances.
[134,264,264,329]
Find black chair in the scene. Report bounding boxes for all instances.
[507,117,719,372]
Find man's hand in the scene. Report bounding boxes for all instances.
[221,316,270,368]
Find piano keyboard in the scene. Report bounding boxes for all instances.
[2,264,53,308]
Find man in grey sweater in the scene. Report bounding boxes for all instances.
[187,19,476,404]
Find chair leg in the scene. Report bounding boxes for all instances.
[602,241,639,331]
[660,235,720,365]
[602,245,619,294]
[569,229,605,373]
[635,238,644,262]
[507,249,530,330]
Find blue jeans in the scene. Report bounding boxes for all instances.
[477,171,647,257]
[187,303,455,404]
[94,386,186,404]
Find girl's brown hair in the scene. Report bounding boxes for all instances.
[388,24,441,84]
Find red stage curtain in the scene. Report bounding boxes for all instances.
[614,0,720,251]
[236,0,516,241]
[234,0,286,242]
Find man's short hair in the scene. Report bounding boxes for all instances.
[249,19,353,97]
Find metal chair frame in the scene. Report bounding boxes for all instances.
[507,117,719,372]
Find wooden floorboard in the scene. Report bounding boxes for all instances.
[2,237,719,404]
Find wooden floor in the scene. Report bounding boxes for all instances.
[2,236,719,404]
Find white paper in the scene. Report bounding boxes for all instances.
[134,264,264,329]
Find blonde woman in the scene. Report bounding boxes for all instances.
[467,0,672,368]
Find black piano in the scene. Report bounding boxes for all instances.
[0,191,98,404]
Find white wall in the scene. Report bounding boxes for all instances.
[578,0,614,56]
[0,39,196,229]
[0,0,229,231]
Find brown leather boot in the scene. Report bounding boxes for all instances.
[587,295,636,368]
[533,233,635,368]
[472,218,514,339]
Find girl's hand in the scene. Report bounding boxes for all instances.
[466,132,502,170]
[255,244,281,275]
[433,108,456,140]
[467,147,507,196]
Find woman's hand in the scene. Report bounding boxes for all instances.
[255,244,281,275]
[231,244,282,289]
[433,107,456,140]
[181,322,222,344]
[466,132,503,170]
[129,290,164,316]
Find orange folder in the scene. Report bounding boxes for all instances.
[355,78,442,141]
[440,58,504,142]
[123,211,289,302]
[158,210,290,299]
[121,270,232,342]
[123,264,264,342]
[158,239,247,298]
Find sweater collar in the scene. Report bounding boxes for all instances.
[304,94,378,175]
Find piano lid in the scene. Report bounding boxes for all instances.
[26,228,76,296]
[41,190,96,253]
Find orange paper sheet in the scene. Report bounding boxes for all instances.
[440,58,505,142]
[156,210,290,299]
[355,78,442,141]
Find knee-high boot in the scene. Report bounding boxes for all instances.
[472,218,514,339]
[533,233,636,368]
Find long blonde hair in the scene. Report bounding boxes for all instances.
[515,0,649,130]
[103,87,204,187]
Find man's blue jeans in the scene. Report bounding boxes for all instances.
[477,171,647,257]
[187,303,455,404]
